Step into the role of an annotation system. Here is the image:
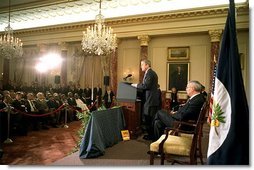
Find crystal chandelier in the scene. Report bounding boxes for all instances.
[0,0,23,59]
[81,0,117,56]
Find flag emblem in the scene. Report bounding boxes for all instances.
[211,102,225,128]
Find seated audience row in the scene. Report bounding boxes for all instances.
[0,86,117,142]
[0,91,90,142]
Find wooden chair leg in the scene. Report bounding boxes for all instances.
[197,130,204,165]
[160,153,165,165]
[150,152,155,165]
[198,133,204,164]
[190,153,197,165]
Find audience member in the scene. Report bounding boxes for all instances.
[201,84,208,100]
[0,94,8,157]
[74,93,89,114]
[46,94,60,127]
[35,92,50,130]
[75,84,84,98]
[103,86,115,108]
[84,85,92,106]
[80,93,87,104]
[0,94,13,142]
[170,87,179,111]
[24,93,40,130]
[93,84,102,103]
[11,92,28,136]
[53,93,64,125]
[67,92,77,121]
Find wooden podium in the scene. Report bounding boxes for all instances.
[116,82,142,139]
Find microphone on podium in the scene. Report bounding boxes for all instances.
[123,74,132,81]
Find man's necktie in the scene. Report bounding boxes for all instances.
[29,100,35,112]
[142,72,147,84]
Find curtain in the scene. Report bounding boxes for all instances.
[10,47,39,86]
[69,46,103,89]
[6,44,105,90]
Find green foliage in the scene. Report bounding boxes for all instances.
[69,111,91,154]
[97,104,107,111]
[212,102,225,123]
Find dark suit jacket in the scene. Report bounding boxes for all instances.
[93,87,102,101]
[137,68,160,115]
[12,99,26,112]
[75,88,84,97]
[103,91,115,108]
[84,88,92,105]
[172,93,205,121]
[24,100,38,113]
[0,102,8,142]
[67,97,77,106]
[84,88,92,98]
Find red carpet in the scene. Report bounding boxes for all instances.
[0,121,81,165]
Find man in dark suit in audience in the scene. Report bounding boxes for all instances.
[0,94,13,140]
[84,85,92,106]
[11,92,28,136]
[0,93,8,158]
[67,92,77,121]
[24,93,40,130]
[75,84,84,98]
[93,84,102,103]
[153,80,205,140]
[103,86,115,108]
[131,59,160,140]
[35,92,50,129]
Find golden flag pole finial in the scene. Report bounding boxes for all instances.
[213,54,217,64]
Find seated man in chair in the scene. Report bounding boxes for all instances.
[153,80,205,140]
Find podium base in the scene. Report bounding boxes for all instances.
[119,101,142,139]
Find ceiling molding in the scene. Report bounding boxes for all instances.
[2,4,247,46]
[0,0,248,31]
[14,5,248,35]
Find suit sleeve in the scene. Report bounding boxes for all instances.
[172,95,204,121]
[137,70,155,90]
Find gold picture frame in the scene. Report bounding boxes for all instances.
[168,46,190,60]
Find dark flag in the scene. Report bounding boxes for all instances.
[207,0,249,165]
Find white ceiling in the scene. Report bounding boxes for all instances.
[0,0,248,31]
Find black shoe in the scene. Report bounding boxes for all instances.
[147,151,161,157]
[42,125,49,130]
[51,124,59,128]
[143,135,153,141]
[33,126,40,131]
[0,150,3,159]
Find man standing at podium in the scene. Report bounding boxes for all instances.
[131,59,160,140]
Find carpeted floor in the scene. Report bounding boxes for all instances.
[52,126,209,166]
[0,121,81,165]
[0,119,210,166]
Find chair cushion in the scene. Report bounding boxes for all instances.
[150,133,193,156]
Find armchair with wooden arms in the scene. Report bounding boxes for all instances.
[149,102,208,165]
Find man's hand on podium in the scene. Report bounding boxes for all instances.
[131,83,137,88]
